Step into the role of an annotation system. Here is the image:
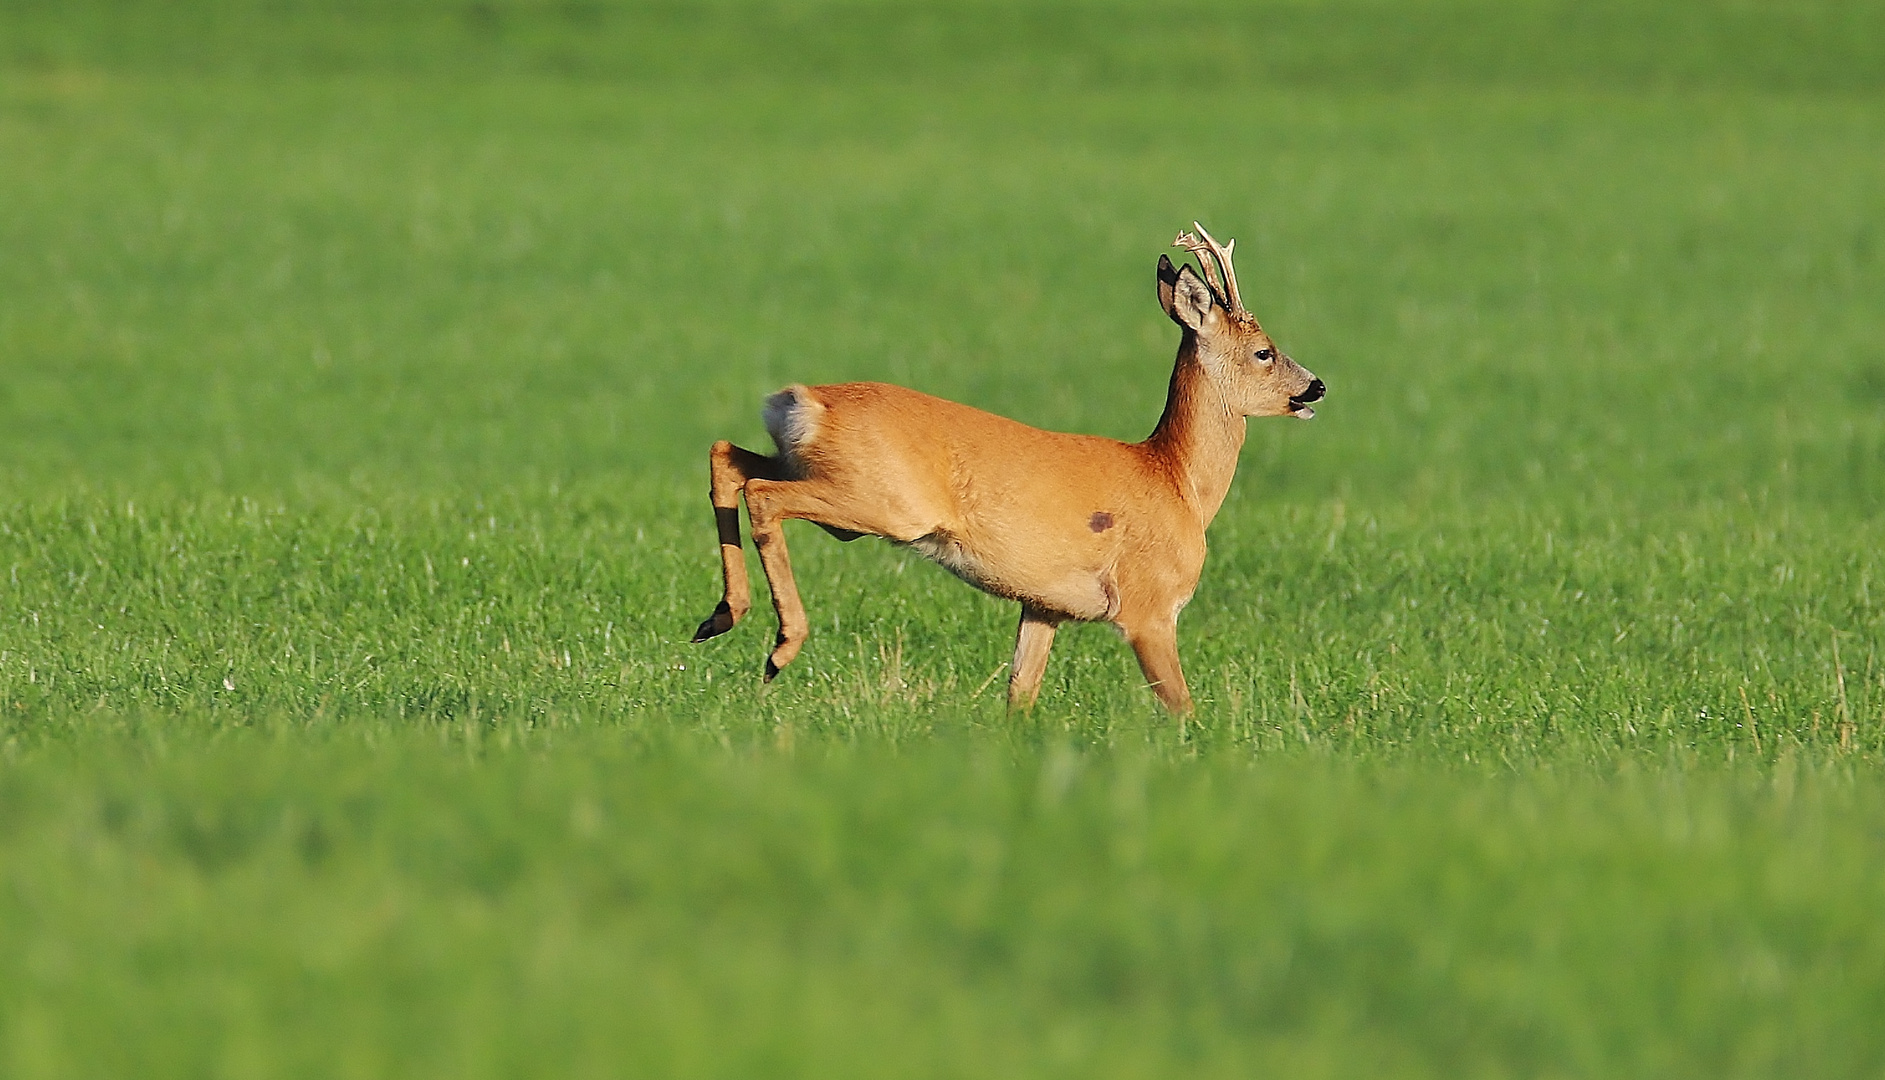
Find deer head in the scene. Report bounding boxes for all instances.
[1158,222,1323,419]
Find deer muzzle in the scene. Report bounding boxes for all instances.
[1288,377,1325,419]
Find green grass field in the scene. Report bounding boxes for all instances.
[3,1,1885,1076]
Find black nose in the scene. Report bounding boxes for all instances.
[1298,378,1325,404]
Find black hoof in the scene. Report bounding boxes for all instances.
[763,659,780,683]
[691,601,735,643]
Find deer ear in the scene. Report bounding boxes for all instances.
[1159,257,1217,331]
[1157,254,1180,320]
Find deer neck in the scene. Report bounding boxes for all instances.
[1144,344,1247,526]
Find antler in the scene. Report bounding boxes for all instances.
[1172,221,1248,319]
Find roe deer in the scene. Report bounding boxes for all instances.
[692,224,1324,713]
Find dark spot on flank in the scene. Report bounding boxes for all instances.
[1089,511,1114,533]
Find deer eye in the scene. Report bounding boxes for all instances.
[1254,349,1274,363]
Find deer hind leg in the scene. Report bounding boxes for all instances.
[736,476,844,680]
[692,440,788,644]
[738,472,930,681]
[1121,615,1193,715]
[1007,605,1062,711]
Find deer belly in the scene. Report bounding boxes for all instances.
[905,532,1112,620]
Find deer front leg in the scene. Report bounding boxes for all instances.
[1007,605,1062,711]
[1123,617,1193,714]
[692,441,785,643]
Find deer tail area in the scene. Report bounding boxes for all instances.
[762,384,824,464]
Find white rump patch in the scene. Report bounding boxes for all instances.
[762,384,823,462]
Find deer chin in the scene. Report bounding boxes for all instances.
[1288,402,1316,419]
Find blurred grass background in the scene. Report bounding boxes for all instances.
[2,1,1884,1076]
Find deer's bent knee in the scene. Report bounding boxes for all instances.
[708,441,741,488]
[744,483,791,533]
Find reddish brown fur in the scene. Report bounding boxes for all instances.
[693,227,1322,713]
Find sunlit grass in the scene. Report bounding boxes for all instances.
[2,0,1884,1075]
